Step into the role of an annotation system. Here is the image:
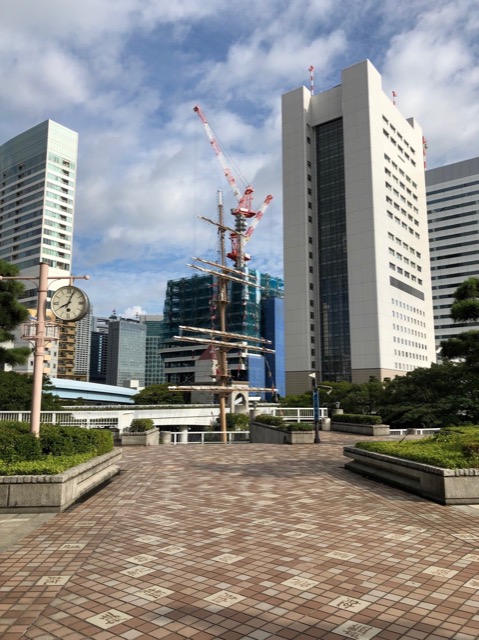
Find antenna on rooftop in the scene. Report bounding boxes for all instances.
[309,65,314,95]
[423,136,428,169]
[392,90,397,106]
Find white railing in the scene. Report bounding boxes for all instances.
[170,430,250,444]
[389,428,440,437]
[257,407,328,422]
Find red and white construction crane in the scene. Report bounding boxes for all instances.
[193,104,273,268]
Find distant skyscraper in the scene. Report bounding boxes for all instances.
[106,317,146,387]
[426,157,479,346]
[0,119,78,307]
[74,309,92,380]
[140,315,165,386]
[282,59,436,393]
[90,316,110,384]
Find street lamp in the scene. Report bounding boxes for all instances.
[309,373,321,443]
[309,374,334,444]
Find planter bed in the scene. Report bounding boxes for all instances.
[0,449,122,513]
[250,422,314,444]
[121,428,159,446]
[332,422,390,436]
[344,446,479,505]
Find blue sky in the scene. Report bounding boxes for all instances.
[0,0,478,317]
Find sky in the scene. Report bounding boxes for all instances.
[1,0,478,318]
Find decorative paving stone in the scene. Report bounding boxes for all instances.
[282,577,318,590]
[36,575,71,586]
[333,621,381,639]
[210,527,234,534]
[204,590,245,607]
[135,585,174,601]
[59,543,86,550]
[462,554,479,562]
[423,566,458,578]
[212,553,244,564]
[159,545,185,555]
[384,533,413,541]
[325,550,356,560]
[135,535,163,543]
[294,523,317,530]
[283,531,309,538]
[453,533,477,540]
[86,609,133,629]
[126,554,157,564]
[120,566,156,578]
[464,578,479,589]
[329,595,369,612]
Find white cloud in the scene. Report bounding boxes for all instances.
[382,1,479,166]
[0,0,478,316]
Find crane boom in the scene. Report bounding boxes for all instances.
[193,105,242,202]
[193,103,273,266]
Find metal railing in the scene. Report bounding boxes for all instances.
[170,430,250,444]
[256,407,328,422]
[389,428,440,437]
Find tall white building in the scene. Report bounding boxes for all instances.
[426,157,479,346]
[0,119,78,374]
[282,60,436,393]
[0,119,77,305]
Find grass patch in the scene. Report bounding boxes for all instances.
[0,421,114,475]
[355,426,479,469]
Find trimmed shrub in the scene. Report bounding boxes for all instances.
[0,421,114,474]
[129,418,154,432]
[0,452,96,476]
[355,425,479,469]
[254,414,285,427]
[226,413,250,430]
[333,413,383,425]
[0,421,42,463]
[283,423,315,432]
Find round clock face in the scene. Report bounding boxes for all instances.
[51,286,90,321]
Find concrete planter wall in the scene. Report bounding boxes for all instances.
[332,422,390,436]
[0,449,122,513]
[250,422,315,444]
[344,446,479,505]
[121,428,159,446]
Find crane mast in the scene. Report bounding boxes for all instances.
[193,104,273,268]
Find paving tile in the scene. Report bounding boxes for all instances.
[2,435,479,639]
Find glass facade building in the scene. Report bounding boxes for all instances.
[106,318,146,387]
[426,157,479,346]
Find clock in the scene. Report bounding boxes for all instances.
[51,286,90,321]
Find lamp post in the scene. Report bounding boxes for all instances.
[309,373,321,443]
[0,262,89,437]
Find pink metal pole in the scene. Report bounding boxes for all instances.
[30,262,48,437]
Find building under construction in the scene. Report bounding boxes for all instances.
[159,270,285,400]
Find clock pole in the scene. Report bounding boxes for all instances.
[0,261,89,437]
[30,262,49,438]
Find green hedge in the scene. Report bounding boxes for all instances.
[333,413,383,425]
[355,425,479,469]
[0,453,97,476]
[0,421,114,474]
[129,418,154,432]
[254,414,285,426]
[253,415,313,432]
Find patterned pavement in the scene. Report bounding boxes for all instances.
[2,433,479,640]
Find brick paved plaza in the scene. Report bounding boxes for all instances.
[2,433,479,639]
